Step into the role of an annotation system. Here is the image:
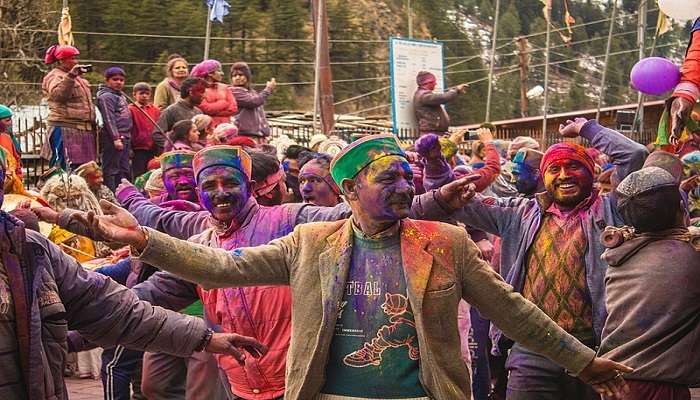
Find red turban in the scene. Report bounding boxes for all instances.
[540,143,596,177]
[44,45,79,64]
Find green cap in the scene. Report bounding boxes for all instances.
[330,133,406,192]
[160,150,195,173]
[0,105,12,119]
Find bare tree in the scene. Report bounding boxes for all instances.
[0,0,61,105]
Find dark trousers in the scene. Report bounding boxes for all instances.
[604,380,691,400]
[470,308,492,400]
[101,134,131,191]
[506,343,599,400]
[100,345,145,400]
[131,149,156,180]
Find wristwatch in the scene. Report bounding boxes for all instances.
[195,328,214,352]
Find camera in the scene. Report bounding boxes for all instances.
[464,130,480,140]
[77,64,93,74]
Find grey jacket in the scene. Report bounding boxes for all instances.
[0,212,207,400]
[598,230,700,385]
[453,121,648,347]
[413,87,459,133]
[231,86,271,137]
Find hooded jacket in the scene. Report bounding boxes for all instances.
[96,85,133,140]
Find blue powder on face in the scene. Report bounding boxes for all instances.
[231,248,243,257]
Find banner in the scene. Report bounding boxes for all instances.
[389,38,444,133]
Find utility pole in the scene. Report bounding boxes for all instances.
[541,0,552,146]
[484,0,501,122]
[204,6,212,60]
[408,0,413,38]
[633,0,647,135]
[312,0,335,134]
[517,36,529,117]
[596,0,618,120]
[312,0,323,133]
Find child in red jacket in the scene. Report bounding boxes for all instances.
[128,82,161,179]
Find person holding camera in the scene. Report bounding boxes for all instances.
[41,44,96,170]
[412,70,467,136]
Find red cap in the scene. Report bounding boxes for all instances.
[44,45,80,64]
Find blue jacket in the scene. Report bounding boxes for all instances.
[96,85,133,140]
[454,121,648,347]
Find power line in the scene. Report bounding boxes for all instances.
[0,56,389,66]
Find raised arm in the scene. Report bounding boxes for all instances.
[136,227,296,289]
[578,120,647,183]
[117,184,209,239]
[416,89,460,106]
[43,72,77,103]
[296,179,477,225]
[231,86,271,109]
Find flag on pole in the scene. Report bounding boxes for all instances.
[207,0,230,23]
[58,7,74,46]
[656,10,671,36]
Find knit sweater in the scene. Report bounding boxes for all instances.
[523,212,594,342]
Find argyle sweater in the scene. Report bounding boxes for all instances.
[522,213,594,342]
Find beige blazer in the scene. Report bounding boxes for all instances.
[138,218,596,399]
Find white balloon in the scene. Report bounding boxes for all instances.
[658,0,700,22]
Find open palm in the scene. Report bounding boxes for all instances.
[74,200,144,247]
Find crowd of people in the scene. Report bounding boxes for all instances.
[0,20,699,400]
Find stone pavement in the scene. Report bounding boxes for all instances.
[66,377,103,400]
[66,377,700,399]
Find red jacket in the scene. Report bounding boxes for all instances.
[199,82,237,127]
[129,103,161,151]
[673,20,700,103]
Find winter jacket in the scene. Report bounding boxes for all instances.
[198,82,237,127]
[129,103,161,150]
[452,121,648,348]
[153,78,181,110]
[152,100,202,153]
[96,85,133,140]
[136,218,597,400]
[231,86,271,137]
[0,212,208,400]
[598,229,700,385]
[672,18,700,103]
[42,67,95,129]
[413,87,460,134]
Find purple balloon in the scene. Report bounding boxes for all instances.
[630,57,681,96]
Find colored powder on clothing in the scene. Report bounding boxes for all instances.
[322,222,426,398]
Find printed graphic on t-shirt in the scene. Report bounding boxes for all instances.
[341,293,419,368]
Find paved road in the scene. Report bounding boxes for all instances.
[66,378,700,399]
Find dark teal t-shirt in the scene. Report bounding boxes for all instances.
[321,224,426,398]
